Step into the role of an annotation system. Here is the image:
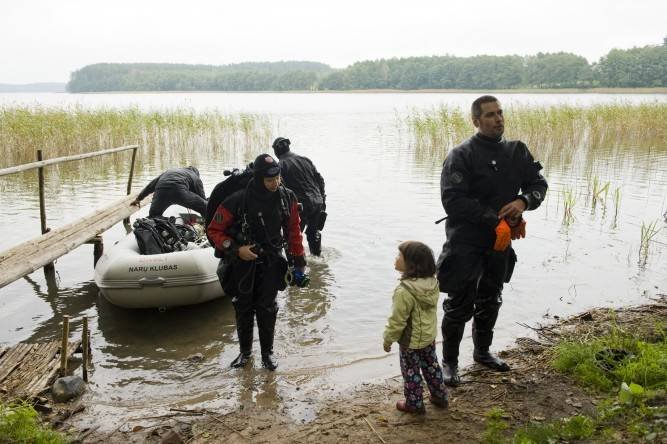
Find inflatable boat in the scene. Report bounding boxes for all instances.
[94,221,223,309]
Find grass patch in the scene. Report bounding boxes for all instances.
[512,415,595,443]
[0,400,68,443]
[481,313,666,443]
[552,319,666,392]
[481,407,510,444]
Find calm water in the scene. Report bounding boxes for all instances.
[1,92,666,428]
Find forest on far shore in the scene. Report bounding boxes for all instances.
[67,40,667,92]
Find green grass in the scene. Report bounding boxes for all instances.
[481,407,510,444]
[481,316,666,443]
[0,401,68,443]
[552,321,666,392]
[513,415,595,444]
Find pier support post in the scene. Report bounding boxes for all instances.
[60,315,69,376]
[91,235,104,267]
[82,317,89,382]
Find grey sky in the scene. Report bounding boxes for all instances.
[1,0,665,83]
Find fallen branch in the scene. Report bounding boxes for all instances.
[170,407,205,415]
[208,414,247,440]
[76,425,100,441]
[363,417,386,444]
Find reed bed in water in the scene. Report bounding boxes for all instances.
[0,106,271,172]
[407,103,667,169]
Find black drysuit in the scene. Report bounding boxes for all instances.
[207,180,305,358]
[437,133,548,365]
[276,151,326,255]
[137,167,207,217]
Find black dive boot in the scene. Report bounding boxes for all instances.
[308,231,322,256]
[472,326,510,371]
[258,311,278,371]
[230,311,254,368]
[472,295,509,371]
[441,320,465,387]
[230,352,252,368]
[472,349,510,371]
[442,361,460,387]
[261,353,278,371]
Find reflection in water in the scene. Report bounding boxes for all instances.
[22,275,97,344]
[95,296,236,370]
[236,367,280,409]
[281,256,334,346]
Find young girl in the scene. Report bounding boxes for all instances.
[383,241,448,413]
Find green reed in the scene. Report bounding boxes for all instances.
[639,219,662,266]
[611,186,622,228]
[0,106,271,172]
[589,175,610,214]
[407,103,667,165]
[561,187,577,227]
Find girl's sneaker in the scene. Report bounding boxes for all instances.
[396,400,425,414]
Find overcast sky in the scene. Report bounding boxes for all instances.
[1,0,665,84]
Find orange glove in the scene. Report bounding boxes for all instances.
[508,218,526,240]
[494,219,511,252]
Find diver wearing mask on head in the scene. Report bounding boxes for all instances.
[207,154,306,371]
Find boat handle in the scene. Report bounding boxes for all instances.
[138,276,166,287]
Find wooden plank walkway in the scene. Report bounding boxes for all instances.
[0,340,81,399]
[0,193,151,289]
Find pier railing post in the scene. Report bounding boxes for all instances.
[37,150,54,272]
[123,146,138,226]
[92,235,104,266]
[60,315,69,376]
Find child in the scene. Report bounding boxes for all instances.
[383,241,448,413]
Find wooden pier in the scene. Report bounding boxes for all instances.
[0,192,151,289]
[0,316,90,400]
[0,145,149,289]
[0,341,81,399]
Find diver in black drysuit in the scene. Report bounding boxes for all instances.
[132,166,207,217]
[437,101,548,386]
[207,154,306,371]
[272,137,326,256]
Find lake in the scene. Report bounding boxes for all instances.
[1,92,666,428]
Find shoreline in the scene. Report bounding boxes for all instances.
[29,87,667,95]
[65,296,665,443]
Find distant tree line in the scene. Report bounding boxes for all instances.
[67,43,667,92]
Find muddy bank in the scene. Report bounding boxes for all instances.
[64,295,664,443]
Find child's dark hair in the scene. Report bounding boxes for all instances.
[398,241,436,279]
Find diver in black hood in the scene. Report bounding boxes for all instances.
[207,154,306,371]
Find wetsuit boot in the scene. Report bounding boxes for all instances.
[230,308,254,368]
[257,311,278,371]
[472,255,510,371]
[441,321,465,386]
[307,230,322,256]
[472,322,510,372]
[230,351,252,368]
